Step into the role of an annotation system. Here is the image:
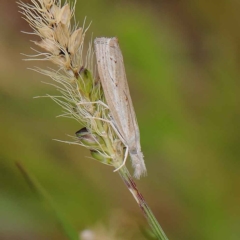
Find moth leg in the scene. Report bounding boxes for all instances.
[85,115,129,150]
[84,116,126,142]
[76,101,109,109]
[113,145,129,172]
[85,115,129,171]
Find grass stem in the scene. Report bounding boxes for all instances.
[118,166,169,240]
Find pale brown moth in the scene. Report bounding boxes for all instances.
[94,37,146,178]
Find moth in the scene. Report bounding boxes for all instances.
[94,37,146,178]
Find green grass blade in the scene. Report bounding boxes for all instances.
[16,162,79,240]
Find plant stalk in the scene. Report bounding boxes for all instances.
[118,166,169,240]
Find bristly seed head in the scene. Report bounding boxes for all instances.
[18,0,126,173]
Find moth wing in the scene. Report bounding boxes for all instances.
[95,37,147,178]
[94,37,140,149]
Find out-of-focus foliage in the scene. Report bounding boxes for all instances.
[0,0,239,239]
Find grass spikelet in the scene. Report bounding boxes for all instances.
[18,0,124,170]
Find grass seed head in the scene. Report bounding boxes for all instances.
[18,0,127,172]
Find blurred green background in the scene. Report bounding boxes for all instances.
[0,0,240,239]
